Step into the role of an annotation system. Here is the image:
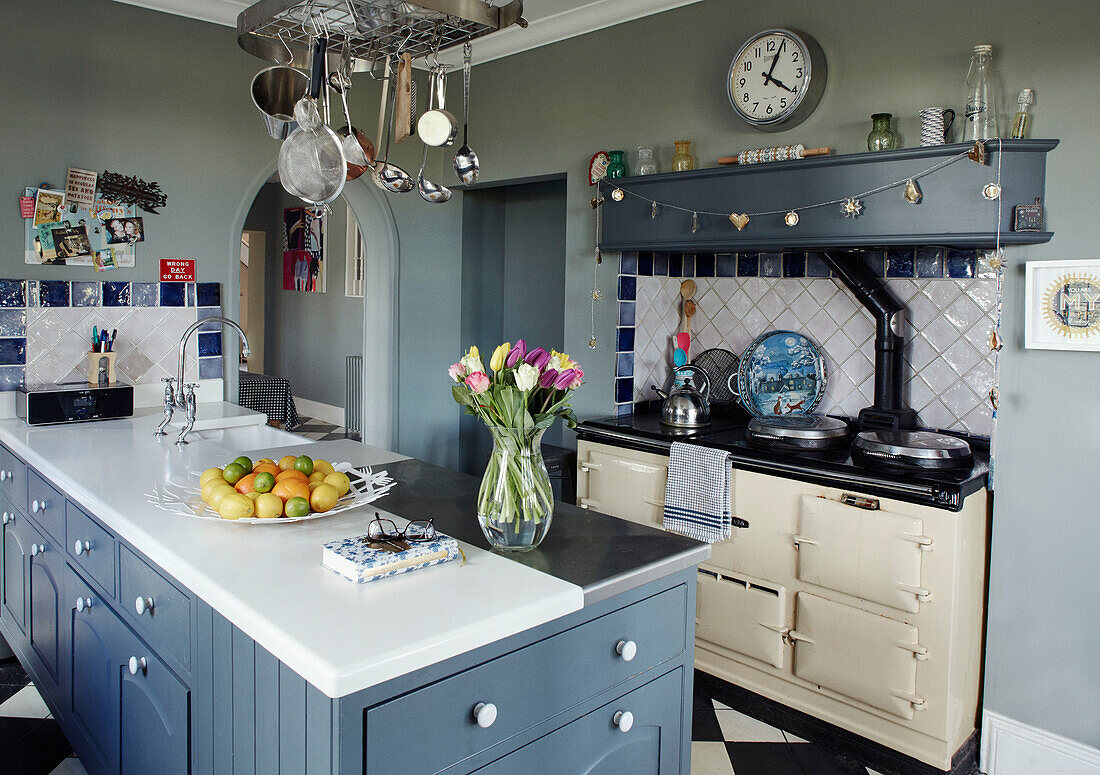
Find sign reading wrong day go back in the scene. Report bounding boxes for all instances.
[160,258,195,282]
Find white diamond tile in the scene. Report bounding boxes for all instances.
[824,330,857,363]
[775,279,804,303]
[804,309,839,344]
[944,294,984,332]
[942,339,982,376]
[789,291,820,323]
[842,352,874,384]
[909,335,938,371]
[918,398,953,429]
[772,310,800,333]
[756,290,784,322]
[906,293,938,329]
[961,401,993,436]
[967,280,997,312]
[922,357,957,393]
[727,289,753,318]
[963,360,994,396]
[921,316,962,352]
[742,307,768,334]
[925,281,960,310]
[713,305,737,335]
[742,277,769,297]
[942,381,981,419]
[907,374,936,411]
[807,279,838,305]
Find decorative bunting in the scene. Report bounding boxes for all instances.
[982,183,1001,200]
[691,212,699,233]
[728,213,750,231]
[904,179,922,204]
[651,201,659,219]
[784,210,799,227]
[841,198,863,218]
[611,188,625,202]
[968,140,987,165]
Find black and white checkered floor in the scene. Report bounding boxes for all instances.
[293,416,360,442]
[1,655,887,775]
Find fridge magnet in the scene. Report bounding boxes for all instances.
[94,248,118,272]
[104,217,144,245]
[1025,259,1100,351]
[33,188,65,226]
[19,195,35,218]
[52,223,94,261]
[1013,197,1044,232]
[65,167,98,209]
[282,207,325,292]
[97,170,167,213]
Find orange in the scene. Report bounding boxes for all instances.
[252,463,280,477]
[275,469,308,484]
[253,458,276,469]
[272,479,310,503]
[278,455,298,471]
[235,473,258,494]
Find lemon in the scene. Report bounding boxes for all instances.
[255,493,283,519]
[309,471,325,483]
[308,481,325,493]
[218,493,255,520]
[313,459,335,477]
[278,455,297,471]
[310,483,339,513]
[200,467,224,486]
[324,472,351,497]
[245,491,262,502]
[284,497,310,518]
[294,455,314,476]
[222,462,247,485]
[202,481,236,506]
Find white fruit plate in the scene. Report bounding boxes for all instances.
[145,463,396,524]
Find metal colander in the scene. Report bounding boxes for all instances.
[691,348,740,407]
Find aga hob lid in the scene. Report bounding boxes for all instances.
[747,414,850,450]
[853,430,973,470]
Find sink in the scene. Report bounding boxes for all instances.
[186,424,308,450]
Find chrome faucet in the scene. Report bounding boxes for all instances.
[154,316,250,445]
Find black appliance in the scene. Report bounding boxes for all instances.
[16,382,134,425]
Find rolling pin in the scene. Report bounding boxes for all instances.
[718,145,831,166]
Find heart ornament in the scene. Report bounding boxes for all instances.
[729,212,750,231]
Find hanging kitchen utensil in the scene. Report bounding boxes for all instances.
[395,52,413,143]
[370,54,392,190]
[376,58,415,193]
[330,44,375,180]
[418,65,458,147]
[251,65,308,140]
[453,42,479,184]
[278,36,348,210]
[416,67,451,203]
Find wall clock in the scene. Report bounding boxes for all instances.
[727,28,827,132]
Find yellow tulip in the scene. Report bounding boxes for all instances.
[490,342,511,372]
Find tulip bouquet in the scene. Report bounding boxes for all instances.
[449,340,583,551]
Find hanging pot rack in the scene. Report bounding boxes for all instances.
[237,0,525,70]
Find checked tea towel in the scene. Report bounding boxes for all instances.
[663,442,735,542]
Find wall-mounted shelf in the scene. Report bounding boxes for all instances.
[598,140,1057,252]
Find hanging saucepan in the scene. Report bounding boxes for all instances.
[278,36,347,209]
[417,66,458,147]
[251,65,308,140]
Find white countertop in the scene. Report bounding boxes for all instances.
[0,405,584,697]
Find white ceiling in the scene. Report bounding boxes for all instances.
[109,0,704,65]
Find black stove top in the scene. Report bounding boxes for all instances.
[574,410,990,511]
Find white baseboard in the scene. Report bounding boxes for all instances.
[982,710,1100,775]
[294,397,345,426]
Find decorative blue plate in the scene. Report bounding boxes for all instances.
[735,330,827,418]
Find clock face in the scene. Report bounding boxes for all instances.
[728,29,826,131]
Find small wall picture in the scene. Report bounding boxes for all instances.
[33,188,65,226]
[1025,259,1100,351]
[94,248,117,272]
[52,223,93,260]
[104,216,145,245]
[282,207,325,292]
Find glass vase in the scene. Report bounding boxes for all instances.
[606,150,627,178]
[867,113,900,151]
[477,426,554,552]
[672,140,695,171]
[636,145,657,175]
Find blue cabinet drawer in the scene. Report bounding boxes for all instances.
[366,584,688,774]
[119,546,191,672]
[66,501,116,596]
[27,469,64,544]
[0,444,26,512]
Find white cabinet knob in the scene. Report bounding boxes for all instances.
[74,540,91,556]
[2,512,11,525]
[616,640,637,662]
[29,543,43,557]
[1,470,9,481]
[128,656,148,676]
[31,499,47,514]
[76,597,92,613]
[135,596,154,616]
[472,702,498,728]
[613,710,634,732]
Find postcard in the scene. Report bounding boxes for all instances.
[94,248,117,272]
[52,223,93,259]
[33,189,66,226]
[104,216,144,245]
[65,168,98,208]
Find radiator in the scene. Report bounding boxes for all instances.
[344,355,363,438]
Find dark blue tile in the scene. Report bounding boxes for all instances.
[617,275,636,302]
[133,282,159,306]
[915,248,943,278]
[619,252,637,275]
[782,253,805,277]
[615,402,633,418]
[197,283,221,308]
[618,301,635,326]
[198,331,222,357]
[186,283,196,307]
[71,281,100,307]
[39,281,69,307]
[637,252,653,276]
[716,254,738,277]
[0,366,24,390]
[616,326,635,352]
[737,253,759,277]
[668,253,683,278]
[760,252,782,278]
[806,252,832,277]
[861,251,886,277]
[102,282,131,307]
[887,250,915,278]
[946,249,976,278]
[0,310,26,337]
[199,357,223,379]
[0,338,26,365]
[681,254,695,277]
[654,252,668,276]
[695,253,715,277]
[0,280,25,308]
[615,377,633,403]
[616,352,634,378]
[159,282,185,307]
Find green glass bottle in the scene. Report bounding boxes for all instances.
[606,150,627,178]
[867,113,900,152]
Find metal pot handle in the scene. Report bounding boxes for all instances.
[727,373,740,398]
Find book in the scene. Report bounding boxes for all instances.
[322,532,461,584]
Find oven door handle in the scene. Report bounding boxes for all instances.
[791,534,818,549]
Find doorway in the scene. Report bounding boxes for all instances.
[240,230,266,373]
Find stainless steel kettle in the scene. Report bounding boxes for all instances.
[653,365,711,428]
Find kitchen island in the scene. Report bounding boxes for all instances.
[0,404,708,775]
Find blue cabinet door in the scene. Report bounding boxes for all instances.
[1,508,27,637]
[473,668,683,775]
[68,572,121,775]
[27,522,63,697]
[117,626,190,775]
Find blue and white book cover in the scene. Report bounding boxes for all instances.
[322,532,461,583]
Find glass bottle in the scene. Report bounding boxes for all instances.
[867,113,900,151]
[606,150,627,179]
[964,45,999,140]
[636,145,657,175]
[1011,88,1034,139]
[672,140,695,172]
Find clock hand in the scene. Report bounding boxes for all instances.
[762,38,786,85]
[768,76,796,93]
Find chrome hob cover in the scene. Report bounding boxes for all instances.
[746,414,850,450]
[852,429,974,470]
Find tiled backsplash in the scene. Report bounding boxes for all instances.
[0,280,224,390]
[615,250,997,437]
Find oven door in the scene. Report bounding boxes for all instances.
[696,569,788,669]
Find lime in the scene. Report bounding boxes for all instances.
[253,472,276,493]
[284,496,310,518]
[222,462,246,485]
[233,456,253,472]
[294,455,314,476]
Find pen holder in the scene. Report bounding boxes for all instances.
[86,351,116,385]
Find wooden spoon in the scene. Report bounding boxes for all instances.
[680,279,697,300]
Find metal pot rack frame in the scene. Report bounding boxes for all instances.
[237,0,525,70]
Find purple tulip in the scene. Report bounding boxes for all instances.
[525,347,551,371]
[505,339,527,368]
[538,368,559,388]
[554,369,576,390]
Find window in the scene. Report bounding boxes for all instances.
[345,205,364,298]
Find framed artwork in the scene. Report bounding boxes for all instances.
[282,207,326,292]
[1024,259,1100,351]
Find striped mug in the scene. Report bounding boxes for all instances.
[920,107,956,146]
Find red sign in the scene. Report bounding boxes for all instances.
[19,196,34,218]
[160,258,195,282]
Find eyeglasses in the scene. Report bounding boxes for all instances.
[366,514,437,543]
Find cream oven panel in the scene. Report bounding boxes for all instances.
[576,442,670,529]
[696,569,787,669]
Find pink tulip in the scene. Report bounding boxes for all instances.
[525,347,551,371]
[554,369,576,390]
[568,368,584,389]
[465,371,490,394]
[506,339,527,368]
[538,368,559,388]
[448,362,467,383]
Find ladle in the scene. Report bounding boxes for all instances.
[377,60,414,194]
[417,143,452,203]
[453,43,480,185]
